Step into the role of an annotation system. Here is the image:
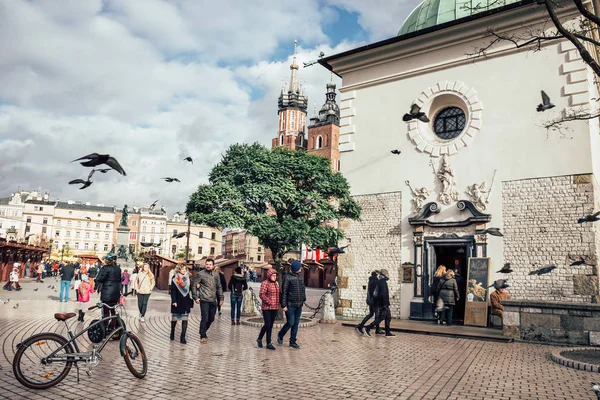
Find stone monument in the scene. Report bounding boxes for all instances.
[116,205,135,270]
[319,292,337,324]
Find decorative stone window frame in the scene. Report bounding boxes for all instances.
[407,81,483,157]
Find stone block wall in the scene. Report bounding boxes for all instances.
[503,300,600,346]
[337,192,402,318]
[502,174,600,303]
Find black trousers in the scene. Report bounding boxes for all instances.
[357,304,375,328]
[367,306,391,333]
[200,301,217,338]
[137,293,150,317]
[102,302,118,331]
[444,305,454,325]
[258,309,277,344]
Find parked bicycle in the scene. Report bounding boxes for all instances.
[12,295,147,390]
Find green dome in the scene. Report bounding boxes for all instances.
[399,0,520,35]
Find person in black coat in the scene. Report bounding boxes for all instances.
[94,256,122,329]
[365,269,394,337]
[356,271,381,334]
[215,267,227,316]
[170,265,194,344]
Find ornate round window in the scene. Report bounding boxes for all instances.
[433,107,466,140]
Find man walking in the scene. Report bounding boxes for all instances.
[192,259,223,344]
[365,269,395,337]
[277,260,306,349]
[59,262,75,303]
[355,270,380,334]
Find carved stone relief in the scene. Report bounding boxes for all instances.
[406,180,431,214]
[431,155,459,205]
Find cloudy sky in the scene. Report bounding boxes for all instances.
[0,0,420,214]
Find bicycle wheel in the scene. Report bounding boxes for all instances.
[122,333,147,379]
[13,333,74,390]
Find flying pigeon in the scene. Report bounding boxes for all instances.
[578,211,600,224]
[391,150,401,155]
[71,153,127,176]
[160,206,166,213]
[172,232,187,239]
[162,177,181,183]
[183,156,193,164]
[318,51,325,58]
[149,200,159,210]
[497,263,513,274]
[95,168,111,173]
[326,245,349,261]
[536,90,555,112]
[139,242,154,248]
[570,258,586,266]
[68,178,93,190]
[85,217,91,220]
[489,279,510,289]
[529,265,556,275]
[483,228,503,237]
[402,104,430,123]
[1,299,9,304]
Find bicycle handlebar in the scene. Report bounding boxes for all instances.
[88,291,134,310]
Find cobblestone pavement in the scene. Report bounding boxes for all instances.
[0,280,598,400]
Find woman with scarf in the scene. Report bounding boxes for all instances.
[170,265,194,344]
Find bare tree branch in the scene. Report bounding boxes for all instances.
[573,0,600,29]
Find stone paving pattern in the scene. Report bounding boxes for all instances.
[0,280,598,400]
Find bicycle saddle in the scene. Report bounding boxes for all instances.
[54,312,77,321]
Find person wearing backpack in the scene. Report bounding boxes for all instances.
[364,269,394,337]
[355,270,380,335]
[227,266,248,325]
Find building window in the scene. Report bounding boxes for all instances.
[25,226,30,233]
[258,247,262,252]
[56,220,61,225]
[290,111,295,129]
[104,244,108,251]
[77,221,81,227]
[199,231,204,239]
[211,232,216,240]
[337,159,341,171]
[66,231,71,237]
[130,232,136,241]
[151,227,155,233]
[67,220,71,226]
[280,135,284,146]
[95,232,99,239]
[132,220,136,226]
[258,255,261,261]
[160,228,164,234]
[65,242,70,247]
[434,107,466,140]
[74,242,79,250]
[106,223,110,229]
[75,231,80,238]
[34,206,38,211]
[316,136,323,149]
[142,226,146,233]
[280,114,284,131]
[42,227,47,234]
[104,233,109,240]
[86,222,90,227]
[172,245,177,255]
[96,223,100,228]
[198,246,203,254]
[68,211,72,215]
[94,244,98,251]
[84,243,89,250]
[173,229,178,236]
[210,247,215,255]
[141,236,146,242]
[85,232,90,238]
[26,217,31,223]
[299,135,303,146]
[55,231,60,237]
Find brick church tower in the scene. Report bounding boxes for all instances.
[272,40,308,151]
[307,82,340,172]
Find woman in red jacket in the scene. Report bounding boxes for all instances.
[257,268,279,350]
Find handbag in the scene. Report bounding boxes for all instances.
[119,293,126,306]
[435,297,445,312]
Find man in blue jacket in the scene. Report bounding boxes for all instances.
[277,260,306,349]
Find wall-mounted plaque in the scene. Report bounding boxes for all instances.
[402,265,414,283]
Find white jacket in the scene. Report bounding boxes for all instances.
[10,271,19,282]
[135,271,155,295]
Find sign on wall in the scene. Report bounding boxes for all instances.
[464,257,490,327]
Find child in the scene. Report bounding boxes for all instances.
[3,264,22,291]
[77,275,95,322]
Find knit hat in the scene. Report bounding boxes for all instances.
[235,266,242,274]
[291,260,302,274]
[379,269,389,276]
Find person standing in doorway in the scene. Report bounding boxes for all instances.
[136,263,155,322]
[436,269,460,326]
[257,268,279,350]
[215,267,227,316]
[192,259,223,344]
[228,266,248,325]
[277,260,306,349]
[59,263,75,302]
[432,265,447,324]
[355,271,379,334]
[365,269,394,337]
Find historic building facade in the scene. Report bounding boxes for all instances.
[320,0,600,335]
[166,213,221,261]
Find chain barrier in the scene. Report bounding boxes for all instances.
[304,285,337,319]
[248,286,263,315]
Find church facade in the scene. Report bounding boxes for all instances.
[320,0,600,339]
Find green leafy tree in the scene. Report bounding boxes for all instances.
[186,143,361,271]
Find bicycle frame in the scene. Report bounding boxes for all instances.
[24,312,126,365]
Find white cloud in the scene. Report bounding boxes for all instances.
[0,0,415,214]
